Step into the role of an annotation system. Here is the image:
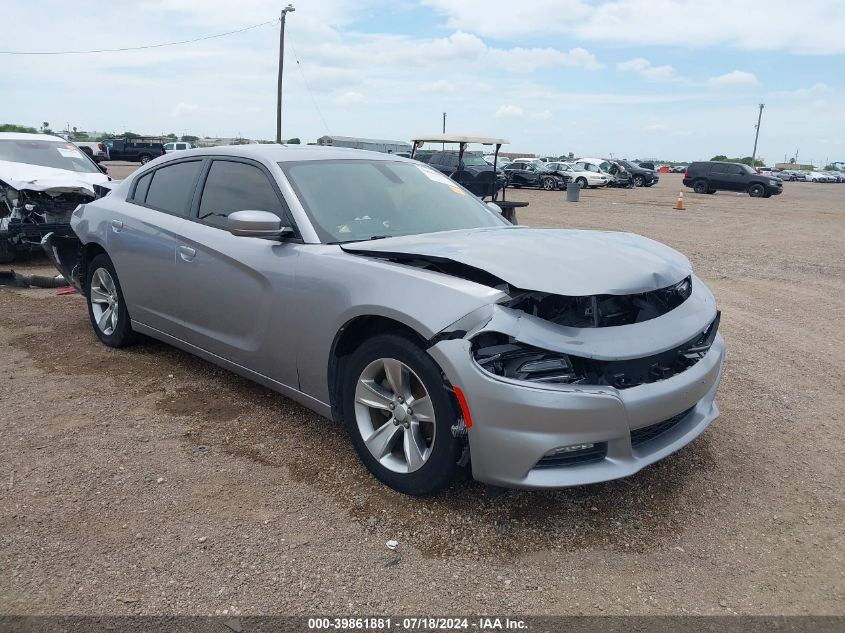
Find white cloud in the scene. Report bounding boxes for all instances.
[617,57,679,82]
[707,70,761,88]
[422,0,845,55]
[494,105,524,119]
[334,91,366,105]
[170,102,200,116]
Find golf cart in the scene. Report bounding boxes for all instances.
[410,134,527,224]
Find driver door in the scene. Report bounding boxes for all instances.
[174,157,300,386]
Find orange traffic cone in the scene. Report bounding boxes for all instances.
[674,191,685,210]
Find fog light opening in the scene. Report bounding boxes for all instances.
[544,443,595,457]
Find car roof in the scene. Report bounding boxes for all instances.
[0,132,69,142]
[152,144,414,164]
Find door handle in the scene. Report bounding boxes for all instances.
[178,245,196,262]
[110,220,123,232]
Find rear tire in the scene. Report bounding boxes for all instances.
[693,180,708,194]
[139,154,152,165]
[342,334,461,496]
[85,254,137,348]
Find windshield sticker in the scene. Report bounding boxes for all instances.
[57,147,84,159]
[416,165,456,186]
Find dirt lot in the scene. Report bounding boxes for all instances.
[1,166,843,616]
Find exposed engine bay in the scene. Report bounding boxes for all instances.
[0,182,97,262]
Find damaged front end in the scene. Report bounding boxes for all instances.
[0,180,95,263]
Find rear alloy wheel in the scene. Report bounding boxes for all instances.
[86,254,137,347]
[748,183,765,197]
[343,334,461,496]
[139,154,152,165]
[541,177,556,191]
[693,180,708,194]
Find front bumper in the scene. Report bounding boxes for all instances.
[429,332,725,489]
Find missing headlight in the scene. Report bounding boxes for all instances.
[472,332,583,384]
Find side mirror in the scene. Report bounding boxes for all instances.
[228,210,293,239]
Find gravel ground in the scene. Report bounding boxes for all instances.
[1,168,843,616]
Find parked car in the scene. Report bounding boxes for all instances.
[74,141,109,163]
[483,154,510,166]
[422,150,506,196]
[570,158,613,188]
[614,160,659,187]
[807,171,834,183]
[605,161,635,188]
[557,162,610,188]
[503,160,567,190]
[778,169,799,181]
[822,171,844,183]
[103,137,166,164]
[164,141,194,153]
[0,132,110,262]
[42,145,724,495]
[683,161,783,197]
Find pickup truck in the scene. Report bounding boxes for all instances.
[103,137,166,164]
[73,141,108,163]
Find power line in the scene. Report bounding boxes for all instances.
[0,19,279,55]
[286,27,331,136]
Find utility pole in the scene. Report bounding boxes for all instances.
[442,112,446,150]
[276,4,295,144]
[751,103,764,167]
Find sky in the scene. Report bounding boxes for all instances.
[3,0,844,164]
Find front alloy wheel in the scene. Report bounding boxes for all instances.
[354,358,435,474]
[85,253,137,348]
[343,334,461,495]
[542,177,556,191]
[90,268,119,336]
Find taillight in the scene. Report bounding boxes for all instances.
[684,169,688,178]
[97,143,104,151]
[160,149,166,155]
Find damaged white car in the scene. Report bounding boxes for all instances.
[43,145,725,495]
[0,132,110,263]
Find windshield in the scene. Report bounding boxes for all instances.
[0,139,101,174]
[281,159,508,243]
[461,154,490,167]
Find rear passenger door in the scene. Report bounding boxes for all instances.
[110,159,203,334]
[174,157,300,385]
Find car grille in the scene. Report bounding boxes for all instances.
[533,442,608,469]
[631,406,695,447]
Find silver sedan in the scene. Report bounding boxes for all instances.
[44,145,725,495]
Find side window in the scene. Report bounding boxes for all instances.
[198,160,284,229]
[731,165,745,175]
[711,163,728,174]
[132,171,153,203]
[145,160,203,216]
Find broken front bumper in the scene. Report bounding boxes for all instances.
[428,285,725,489]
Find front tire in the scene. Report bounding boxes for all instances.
[85,254,137,348]
[748,183,765,197]
[342,334,461,496]
[576,177,588,189]
[633,174,645,187]
[541,177,556,191]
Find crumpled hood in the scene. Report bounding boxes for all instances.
[343,227,692,296]
[0,160,108,196]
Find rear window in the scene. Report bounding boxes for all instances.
[144,160,202,215]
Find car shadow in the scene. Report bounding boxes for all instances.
[3,298,719,560]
